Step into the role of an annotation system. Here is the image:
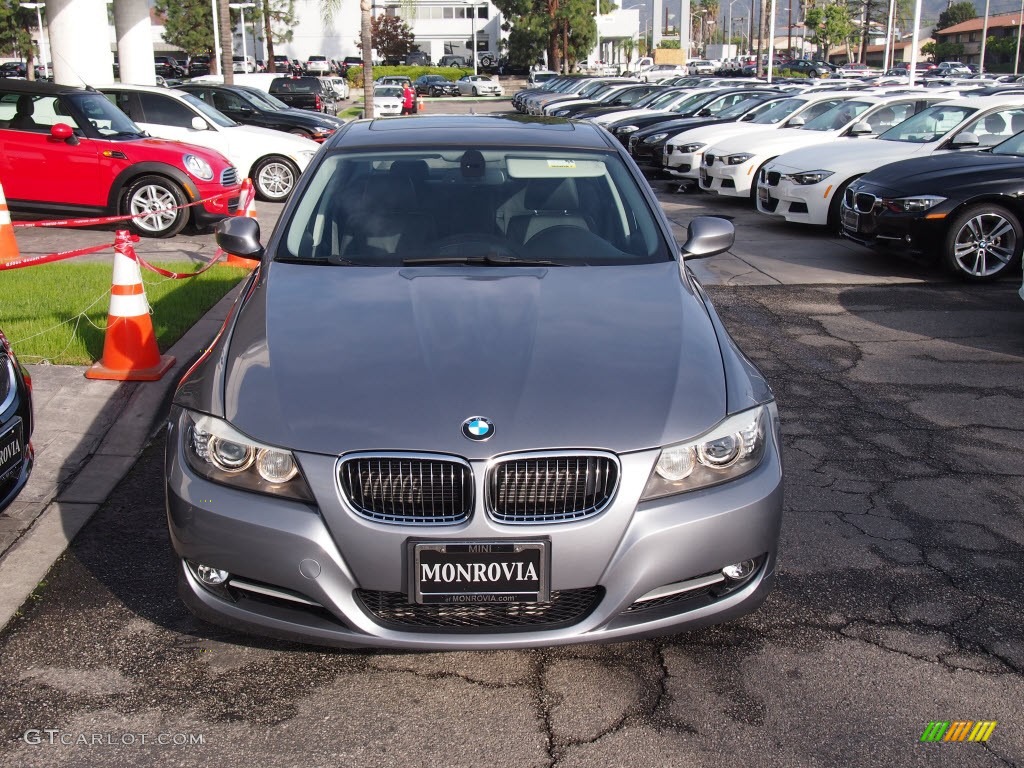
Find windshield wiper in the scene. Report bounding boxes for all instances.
[402,255,564,266]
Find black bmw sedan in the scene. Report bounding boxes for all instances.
[0,329,33,513]
[176,83,345,143]
[841,131,1024,281]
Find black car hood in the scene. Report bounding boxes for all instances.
[858,150,1024,195]
[219,262,728,459]
[634,115,729,140]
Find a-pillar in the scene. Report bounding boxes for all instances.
[48,0,115,86]
[114,0,156,85]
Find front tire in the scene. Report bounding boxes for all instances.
[943,204,1023,281]
[252,156,299,202]
[472,86,479,96]
[122,175,188,238]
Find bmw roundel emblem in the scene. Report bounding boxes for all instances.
[462,416,494,441]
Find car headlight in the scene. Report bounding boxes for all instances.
[183,153,213,181]
[640,405,769,500]
[882,195,947,213]
[617,125,640,134]
[554,109,570,116]
[783,170,834,185]
[724,153,754,165]
[676,142,706,153]
[182,411,314,501]
[644,133,669,143]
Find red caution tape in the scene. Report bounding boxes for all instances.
[0,241,114,271]
[12,190,235,229]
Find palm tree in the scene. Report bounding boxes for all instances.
[321,0,375,117]
[219,0,234,82]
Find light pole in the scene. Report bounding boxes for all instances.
[229,3,255,72]
[596,0,602,67]
[728,0,743,53]
[20,3,49,80]
[210,0,222,75]
[463,0,479,75]
[979,0,991,74]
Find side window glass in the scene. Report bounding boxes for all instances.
[138,93,196,128]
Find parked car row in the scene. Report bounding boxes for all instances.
[411,74,503,97]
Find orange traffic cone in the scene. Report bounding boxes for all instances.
[220,178,260,268]
[0,181,20,264]
[417,99,425,112]
[85,230,175,381]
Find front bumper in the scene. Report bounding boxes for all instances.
[193,182,241,228]
[838,191,952,256]
[755,173,831,225]
[165,408,784,650]
[699,158,759,197]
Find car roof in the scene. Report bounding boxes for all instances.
[330,115,616,150]
[0,79,93,96]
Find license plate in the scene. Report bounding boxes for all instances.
[758,186,770,205]
[0,419,23,484]
[841,207,860,232]
[411,540,549,604]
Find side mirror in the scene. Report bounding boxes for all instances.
[950,131,979,148]
[786,115,806,127]
[697,107,713,117]
[190,116,208,131]
[216,216,264,259]
[681,216,735,260]
[849,121,874,135]
[49,123,79,145]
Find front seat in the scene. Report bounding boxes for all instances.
[507,178,591,245]
[979,112,1008,145]
[10,95,39,130]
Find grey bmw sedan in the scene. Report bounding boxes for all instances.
[165,115,783,649]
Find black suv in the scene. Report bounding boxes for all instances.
[154,56,186,78]
[0,62,27,79]
[438,55,470,68]
[339,56,364,76]
[188,56,211,77]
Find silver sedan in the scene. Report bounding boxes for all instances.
[165,115,783,650]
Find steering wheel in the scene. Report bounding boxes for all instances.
[431,233,523,260]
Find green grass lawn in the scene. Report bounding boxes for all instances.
[2,261,249,365]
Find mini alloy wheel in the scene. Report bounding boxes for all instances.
[123,175,188,238]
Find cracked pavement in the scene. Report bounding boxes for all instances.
[1,143,1023,765]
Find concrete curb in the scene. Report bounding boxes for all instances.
[0,280,247,632]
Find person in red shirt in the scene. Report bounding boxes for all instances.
[401,83,415,115]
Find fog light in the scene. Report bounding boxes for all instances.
[195,564,230,586]
[721,560,756,581]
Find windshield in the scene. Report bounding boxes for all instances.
[670,91,716,114]
[644,89,688,109]
[376,87,403,98]
[180,91,237,127]
[802,99,872,131]
[67,93,144,137]
[281,149,670,266]
[750,97,804,124]
[992,129,1024,155]
[718,96,771,119]
[878,104,976,143]
[249,90,290,110]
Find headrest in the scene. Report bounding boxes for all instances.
[390,159,429,182]
[984,112,1007,132]
[1012,112,1024,133]
[16,95,34,116]
[460,149,485,178]
[361,175,416,208]
[524,178,579,210]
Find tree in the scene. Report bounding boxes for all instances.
[0,2,35,77]
[157,0,214,58]
[921,40,964,62]
[368,14,415,63]
[493,0,608,73]
[263,0,298,73]
[936,1,975,31]
[804,2,854,60]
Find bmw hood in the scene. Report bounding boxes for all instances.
[220,263,728,458]
[768,137,931,172]
[856,150,1024,195]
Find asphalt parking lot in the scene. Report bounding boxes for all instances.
[1,100,1022,767]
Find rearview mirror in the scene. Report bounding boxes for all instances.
[681,216,735,260]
